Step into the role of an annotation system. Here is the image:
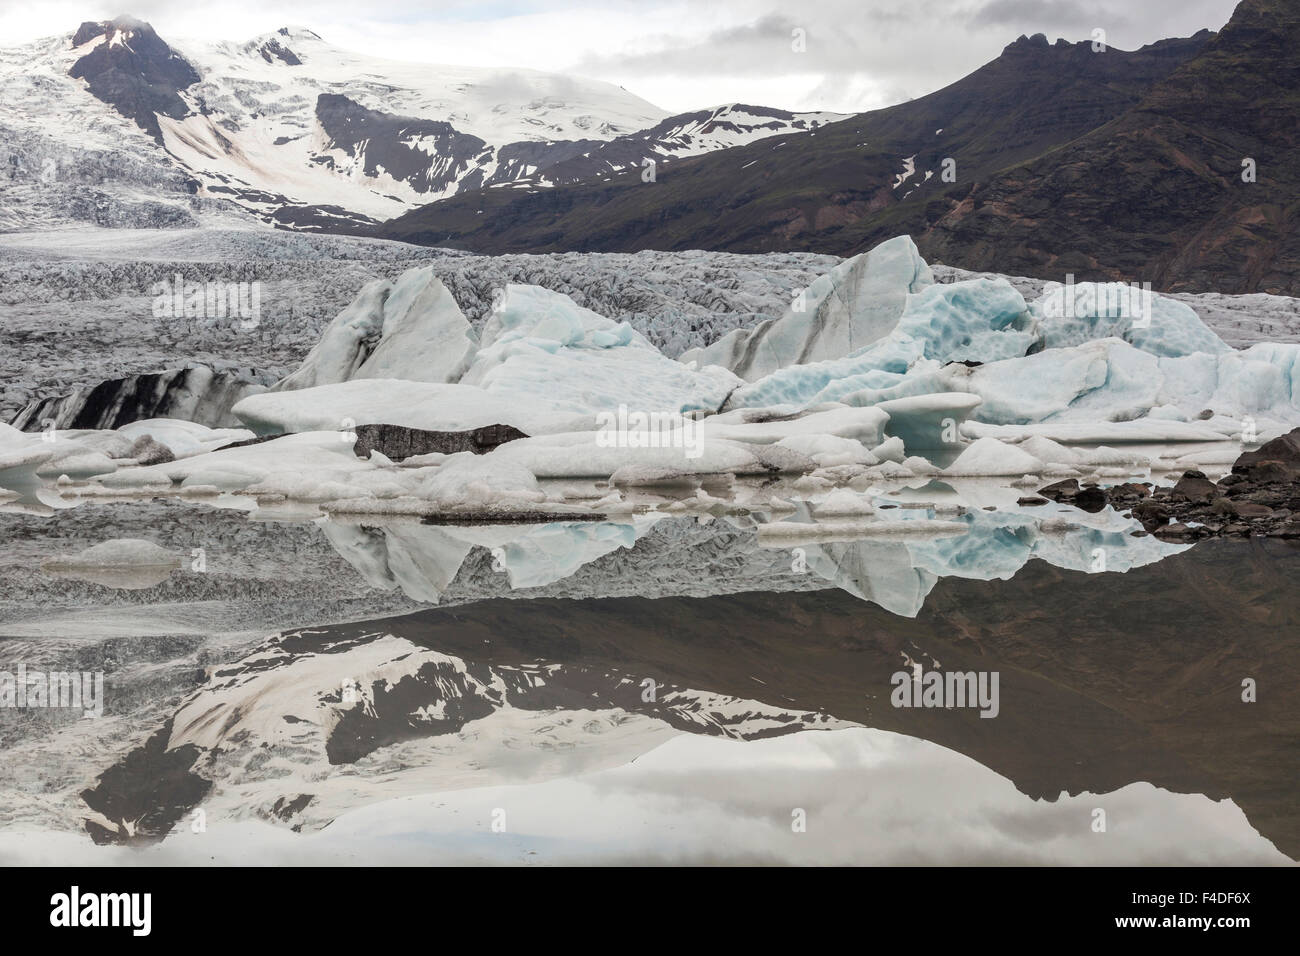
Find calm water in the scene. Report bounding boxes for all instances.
[0,496,1295,865]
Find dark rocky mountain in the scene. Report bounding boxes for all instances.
[68,15,200,144]
[377,0,1299,295]
[314,93,493,197]
[376,27,1209,254]
[920,0,1300,293]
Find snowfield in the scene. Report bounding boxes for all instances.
[0,21,843,230]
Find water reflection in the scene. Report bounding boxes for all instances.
[0,493,1294,865]
[53,537,1300,863]
[318,503,1187,617]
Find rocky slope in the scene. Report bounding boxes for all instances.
[919,0,1300,293]
[377,0,1300,295]
[376,26,1209,260]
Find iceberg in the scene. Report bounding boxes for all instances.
[1034,281,1231,358]
[463,284,741,417]
[233,379,591,437]
[680,234,935,381]
[35,234,1300,519]
[273,267,478,391]
[722,276,1032,410]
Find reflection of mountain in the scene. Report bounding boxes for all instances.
[81,537,1298,858]
[81,627,848,841]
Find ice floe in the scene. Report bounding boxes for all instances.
[5,235,1300,523]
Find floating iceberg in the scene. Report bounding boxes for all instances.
[722,274,1033,409]
[273,268,478,390]
[233,379,590,437]
[1034,279,1230,358]
[462,284,741,416]
[680,234,934,381]
[32,234,1300,517]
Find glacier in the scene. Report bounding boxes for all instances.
[4,233,1300,603]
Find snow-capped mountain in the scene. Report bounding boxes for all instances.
[0,16,845,231]
[78,621,848,841]
[487,102,845,192]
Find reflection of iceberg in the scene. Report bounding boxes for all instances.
[801,538,940,617]
[764,505,1187,617]
[320,522,474,603]
[39,538,185,590]
[319,517,665,602]
[907,507,1189,582]
[316,497,1189,617]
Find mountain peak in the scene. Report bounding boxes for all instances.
[244,26,324,66]
[274,26,323,42]
[1003,32,1051,53]
[72,14,156,48]
[67,14,199,144]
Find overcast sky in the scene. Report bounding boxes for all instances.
[0,0,1242,113]
[0,729,1284,865]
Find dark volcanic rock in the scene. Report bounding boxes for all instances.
[257,37,302,66]
[1073,486,1108,513]
[1039,427,1300,540]
[1038,478,1081,499]
[314,94,490,197]
[1234,429,1300,475]
[128,434,176,465]
[68,17,200,144]
[1172,472,1220,502]
[352,423,528,461]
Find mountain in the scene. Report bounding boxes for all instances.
[378,0,1300,295]
[0,23,211,230]
[919,0,1300,293]
[0,17,840,231]
[376,28,1210,256]
[67,16,199,143]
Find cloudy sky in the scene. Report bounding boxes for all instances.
[0,729,1283,865]
[0,0,1242,113]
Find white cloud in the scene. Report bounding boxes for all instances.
[0,729,1283,865]
[0,0,1244,113]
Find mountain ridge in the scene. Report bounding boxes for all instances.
[376,0,1299,294]
[375,25,1215,269]
[0,16,841,231]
